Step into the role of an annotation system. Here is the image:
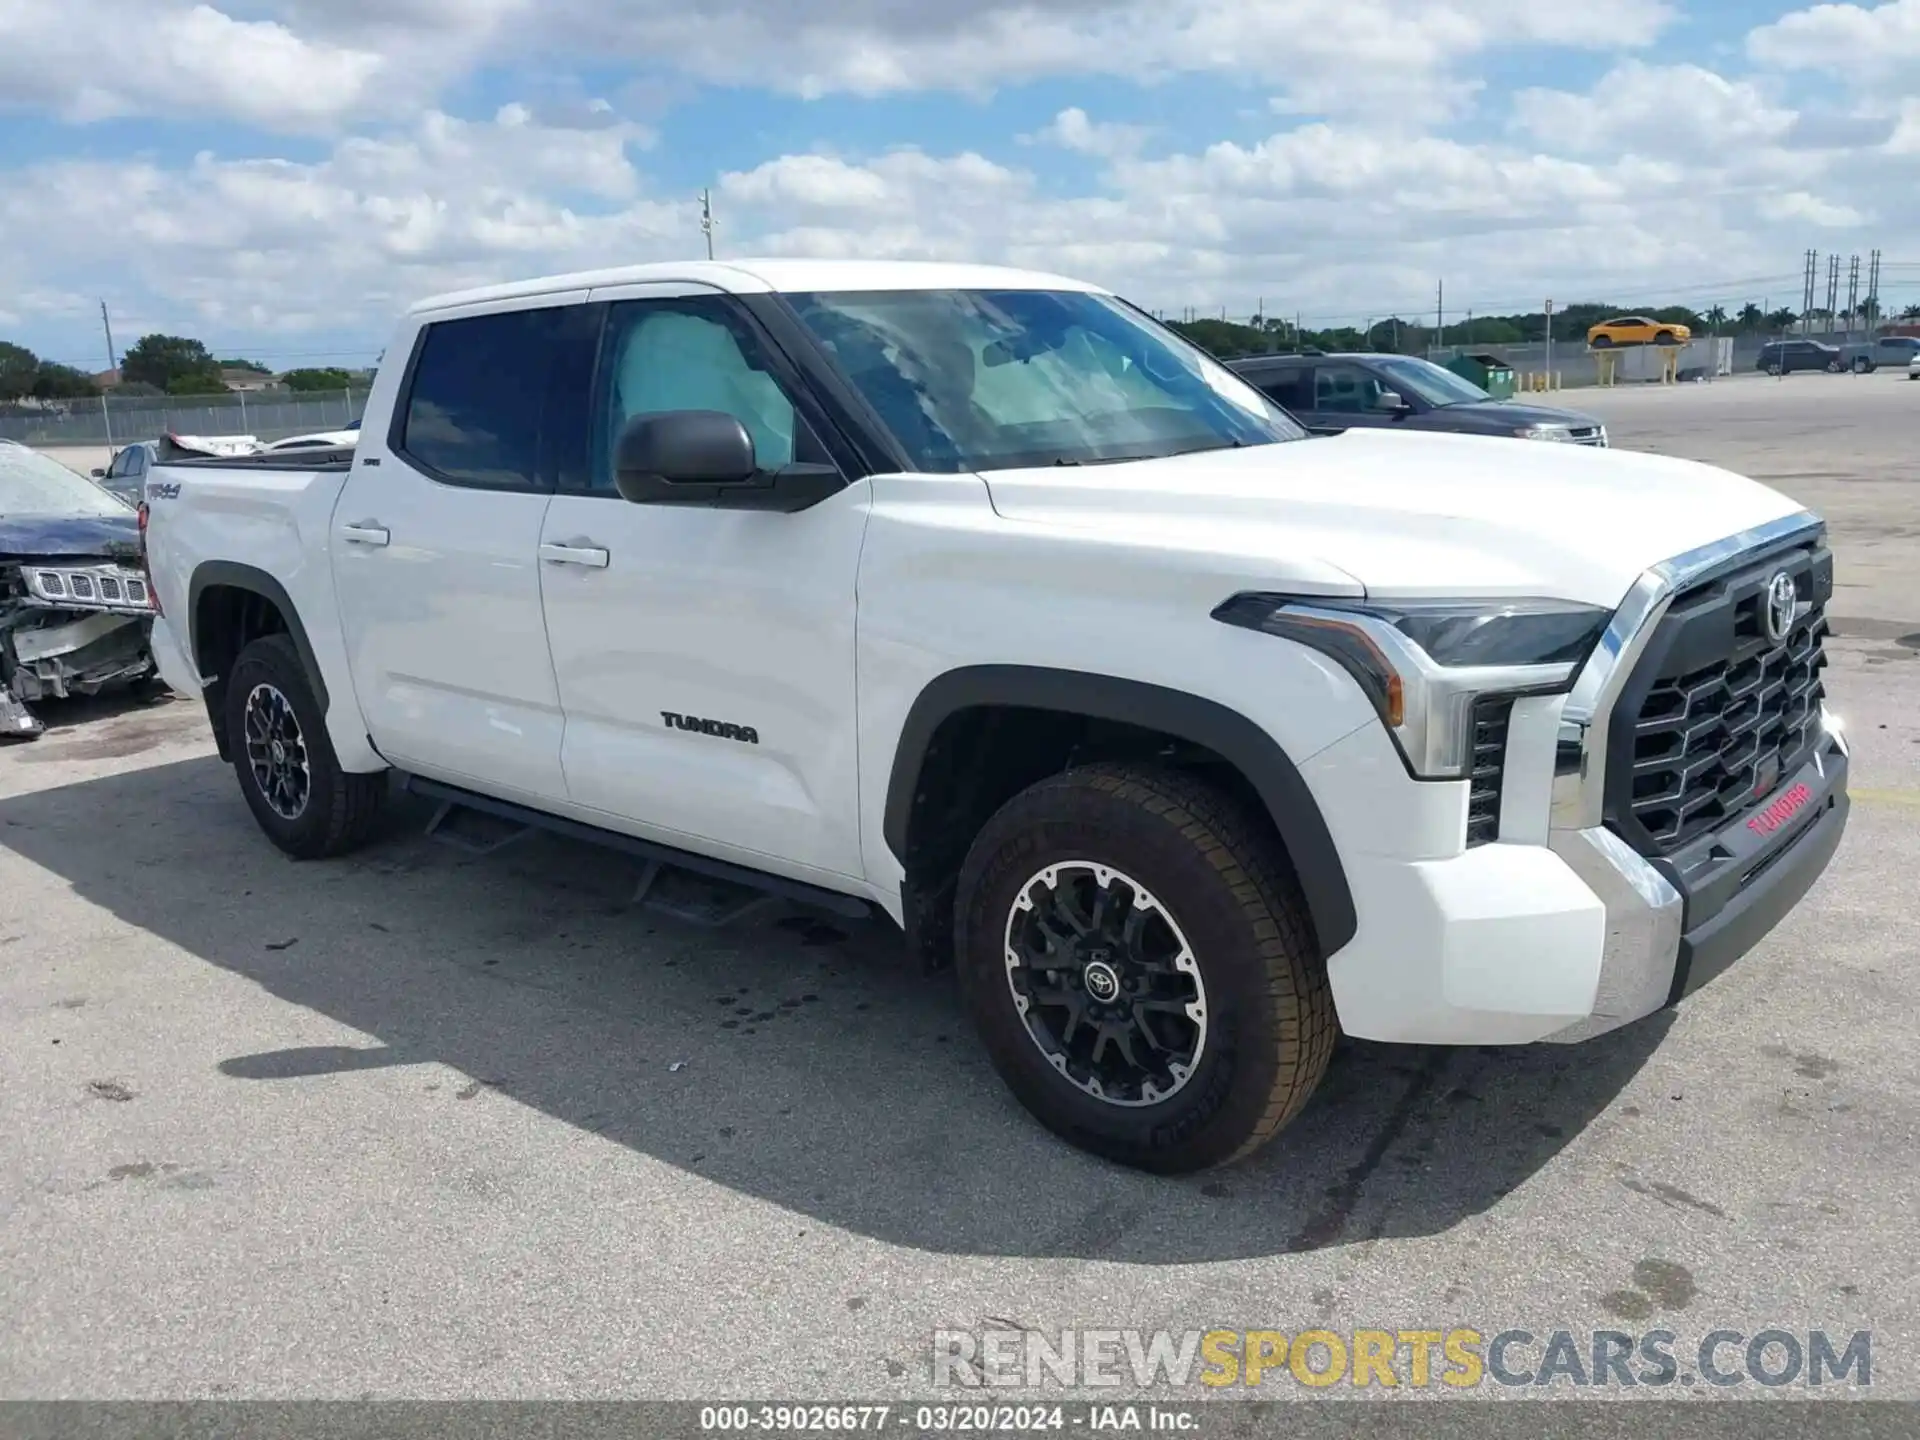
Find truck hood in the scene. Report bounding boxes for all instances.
[0,512,142,561]
[980,428,1808,609]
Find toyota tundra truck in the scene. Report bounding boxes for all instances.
[139,259,1851,1173]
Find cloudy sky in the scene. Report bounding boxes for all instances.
[3,0,1918,369]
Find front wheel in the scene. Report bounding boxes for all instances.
[224,634,388,859]
[1853,358,1874,374]
[1589,334,1613,349]
[1654,330,1677,347]
[1828,359,1845,373]
[954,765,1336,1173]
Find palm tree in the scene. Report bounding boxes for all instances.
[1705,305,1728,331]
[1903,303,1920,321]
[1737,303,1764,332]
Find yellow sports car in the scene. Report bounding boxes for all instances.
[1587,316,1692,348]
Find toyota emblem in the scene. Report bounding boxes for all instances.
[1763,571,1798,643]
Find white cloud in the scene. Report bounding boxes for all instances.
[1748,0,1920,81]
[1512,62,1796,157]
[0,0,1678,133]
[1758,190,1869,227]
[0,107,679,341]
[1023,108,1153,160]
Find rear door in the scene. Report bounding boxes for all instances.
[329,297,588,805]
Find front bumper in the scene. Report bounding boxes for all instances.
[1317,510,1850,1046]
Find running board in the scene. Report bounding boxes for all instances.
[399,774,873,922]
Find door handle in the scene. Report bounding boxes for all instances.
[339,522,390,547]
[539,541,610,569]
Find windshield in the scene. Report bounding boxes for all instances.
[784,288,1307,472]
[0,443,131,518]
[1370,356,1493,408]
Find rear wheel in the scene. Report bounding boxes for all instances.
[224,634,387,859]
[1853,357,1874,374]
[1827,358,1845,373]
[955,764,1335,1173]
[1654,330,1677,347]
[1589,334,1613,349]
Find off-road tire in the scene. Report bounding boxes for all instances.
[224,634,387,859]
[954,764,1336,1173]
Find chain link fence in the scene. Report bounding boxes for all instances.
[0,390,372,448]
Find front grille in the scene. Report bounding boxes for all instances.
[1466,696,1512,847]
[1568,426,1607,447]
[1623,551,1829,854]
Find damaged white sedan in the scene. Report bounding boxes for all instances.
[0,440,158,741]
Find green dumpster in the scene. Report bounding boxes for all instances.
[1446,352,1516,401]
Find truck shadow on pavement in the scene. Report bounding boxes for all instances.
[0,753,1669,1263]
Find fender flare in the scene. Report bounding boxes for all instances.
[186,560,330,712]
[882,665,1357,954]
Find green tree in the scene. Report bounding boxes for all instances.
[1737,303,1764,332]
[280,366,356,392]
[122,333,221,391]
[217,357,271,374]
[165,370,230,396]
[0,340,40,400]
[30,361,98,399]
[1766,308,1801,332]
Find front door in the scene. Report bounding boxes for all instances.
[330,297,586,805]
[1304,361,1401,432]
[537,283,870,884]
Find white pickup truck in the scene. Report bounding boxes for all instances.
[140,259,1851,1172]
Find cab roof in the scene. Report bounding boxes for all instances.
[410,258,1107,316]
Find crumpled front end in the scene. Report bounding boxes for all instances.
[1,556,157,741]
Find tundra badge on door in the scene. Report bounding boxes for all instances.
[661,711,760,745]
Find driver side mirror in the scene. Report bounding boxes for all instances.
[1373,389,1411,413]
[614,410,758,503]
[91,467,107,478]
[611,408,844,514]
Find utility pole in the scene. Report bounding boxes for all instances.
[100,299,118,374]
[1802,249,1818,335]
[1867,249,1883,332]
[1435,279,1445,356]
[699,188,717,260]
[1846,254,1861,337]
[1545,298,1555,380]
[1825,254,1841,335]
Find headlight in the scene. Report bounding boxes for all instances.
[1213,594,1611,779]
[1515,425,1574,442]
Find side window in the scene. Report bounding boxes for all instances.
[587,296,822,493]
[1252,368,1312,413]
[128,448,148,476]
[1313,363,1385,415]
[107,449,128,478]
[398,307,564,490]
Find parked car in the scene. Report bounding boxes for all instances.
[0,440,157,741]
[1228,352,1607,444]
[1757,340,1845,376]
[1840,334,1920,374]
[92,439,160,505]
[1587,316,1692,348]
[141,258,1849,1173]
[266,428,362,452]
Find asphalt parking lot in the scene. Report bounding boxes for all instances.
[4,374,1918,1402]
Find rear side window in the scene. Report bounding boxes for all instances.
[397,307,566,490]
[1252,367,1312,412]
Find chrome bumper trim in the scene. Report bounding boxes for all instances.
[1542,825,1683,1043]
[1550,510,1826,831]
